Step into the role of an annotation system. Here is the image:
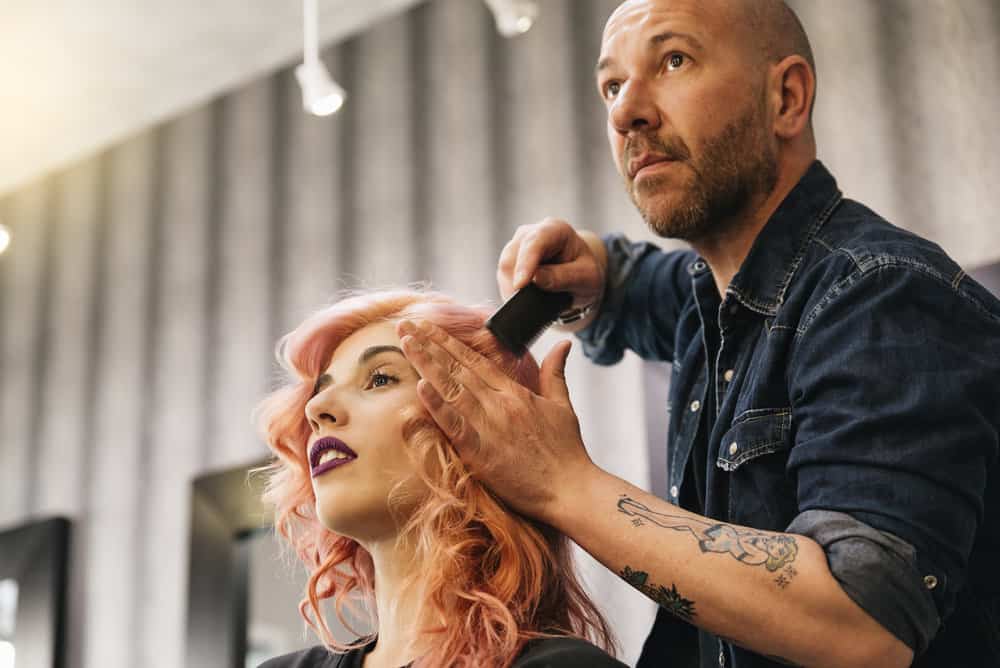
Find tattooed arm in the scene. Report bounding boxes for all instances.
[548,474,913,668]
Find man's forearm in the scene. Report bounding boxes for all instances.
[549,467,913,668]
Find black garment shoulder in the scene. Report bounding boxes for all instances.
[258,637,627,668]
[514,637,628,667]
[257,644,344,668]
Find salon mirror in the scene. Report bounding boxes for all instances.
[0,517,70,668]
[186,460,370,668]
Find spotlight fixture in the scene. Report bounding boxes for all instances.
[485,0,540,37]
[0,224,10,256]
[296,0,346,117]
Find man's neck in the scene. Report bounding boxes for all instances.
[361,536,426,668]
[692,155,813,298]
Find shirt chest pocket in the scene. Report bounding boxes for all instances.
[716,408,796,530]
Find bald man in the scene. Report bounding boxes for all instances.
[397,1,1000,666]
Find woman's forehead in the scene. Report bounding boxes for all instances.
[326,320,402,373]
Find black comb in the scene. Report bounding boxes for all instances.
[485,283,573,356]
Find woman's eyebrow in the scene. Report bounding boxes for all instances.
[314,346,409,394]
[358,345,406,365]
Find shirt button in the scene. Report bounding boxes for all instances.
[690,400,701,412]
[724,369,735,383]
[924,575,938,590]
[670,485,679,499]
[729,442,739,455]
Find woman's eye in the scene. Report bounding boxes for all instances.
[604,81,621,99]
[666,53,685,71]
[367,371,398,389]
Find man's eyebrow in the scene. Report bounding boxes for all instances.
[649,31,704,51]
[595,31,704,77]
[595,56,616,77]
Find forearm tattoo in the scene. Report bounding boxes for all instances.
[617,496,799,588]
[619,565,696,621]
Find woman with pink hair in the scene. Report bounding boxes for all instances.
[254,289,625,668]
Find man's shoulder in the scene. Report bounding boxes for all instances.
[256,645,344,668]
[514,636,628,667]
[811,198,962,282]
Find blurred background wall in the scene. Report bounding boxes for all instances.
[0,1,998,667]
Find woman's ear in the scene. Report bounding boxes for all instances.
[770,54,815,140]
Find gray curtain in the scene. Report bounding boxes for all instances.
[1,1,999,667]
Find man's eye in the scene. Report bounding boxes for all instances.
[604,81,621,99]
[666,53,685,71]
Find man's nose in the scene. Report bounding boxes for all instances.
[610,80,661,135]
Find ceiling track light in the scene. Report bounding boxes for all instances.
[485,0,540,37]
[296,0,346,117]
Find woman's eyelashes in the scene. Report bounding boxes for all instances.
[364,366,400,390]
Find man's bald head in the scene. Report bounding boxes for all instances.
[599,0,819,241]
[739,0,815,91]
[605,0,817,117]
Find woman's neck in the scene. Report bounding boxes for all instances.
[361,536,426,668]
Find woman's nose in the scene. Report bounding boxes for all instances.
[305,391,346,432]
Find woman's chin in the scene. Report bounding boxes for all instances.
[317,504,395,545]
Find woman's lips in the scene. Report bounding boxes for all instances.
[310,436,358,477]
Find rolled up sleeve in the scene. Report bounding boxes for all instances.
[787,263,1000,653]
[787,509,940,654]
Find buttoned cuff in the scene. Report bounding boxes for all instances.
[576,233,658,365]
[786,509,941,655]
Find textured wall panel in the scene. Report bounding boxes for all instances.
[0,182,48,525]
[353,13,419,287]
[84,133,156,668]
[137,107,217,668]
[35,166,100,518]
[210,81,277,469]
[423,0,496,302]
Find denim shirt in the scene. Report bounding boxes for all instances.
[578,162,1000,668]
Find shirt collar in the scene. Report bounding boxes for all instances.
[689,160,843,316]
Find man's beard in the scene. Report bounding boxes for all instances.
[624,99,779,242]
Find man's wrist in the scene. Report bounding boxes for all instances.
[541,459,610,533]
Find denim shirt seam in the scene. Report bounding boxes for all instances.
[727,191,844,316]
[796,257,1000,340]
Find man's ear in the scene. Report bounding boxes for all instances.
[770,55,815,140]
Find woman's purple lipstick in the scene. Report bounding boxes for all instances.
[309,436,358,478]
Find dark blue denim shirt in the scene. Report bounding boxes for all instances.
[578,162,1000,668]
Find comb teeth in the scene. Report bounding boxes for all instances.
[485,284,573,356]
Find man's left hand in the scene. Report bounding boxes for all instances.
[397,318,592,523]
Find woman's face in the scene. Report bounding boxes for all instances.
[304,320,429,543]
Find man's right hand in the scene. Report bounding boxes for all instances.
[496,219,608,326]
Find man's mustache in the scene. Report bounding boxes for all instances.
[624,132,692,170]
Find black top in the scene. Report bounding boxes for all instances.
[258,636,628,668]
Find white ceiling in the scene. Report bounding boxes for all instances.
[0,0,425,197]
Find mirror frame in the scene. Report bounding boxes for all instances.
[185,458,271,668]
[0,516,71,668]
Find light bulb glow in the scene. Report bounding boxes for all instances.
[297,0,347,117]
[295,62,347,117]
[307,92,345,116]
[0,225,11,255]
[486,0,539,38]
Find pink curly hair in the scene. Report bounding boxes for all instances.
[254,289,616,667]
